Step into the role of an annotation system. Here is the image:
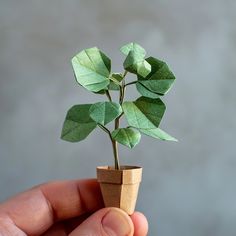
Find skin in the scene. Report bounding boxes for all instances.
[0,179,148,235]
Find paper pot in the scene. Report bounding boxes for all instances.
[97,166,142,215]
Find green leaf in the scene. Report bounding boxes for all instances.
[89,102,122,125]
[111,73,123,82]
[111,128,141,148]
[140,128,178,141]
[61,104,97,142]
[108,73,123,90]
[123,51,151,78]
[120,42,151,77]
[71,47,111,92]
[136,60,152,77]
[122,97,166,129]
[136,82,160,99]
[137,57,176,97]
[120,42,146,57]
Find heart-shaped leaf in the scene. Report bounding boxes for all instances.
[72,47,111,92]
[89,102,122,125]
[120,42,151,77]
[61,104,97,142]
[123,51,151,77]
[123,51,151,78]
[137,57,175,97]
[120,42,146,57]
[111,128,141,148]
[140,128,178,141]
[122,97,166,129]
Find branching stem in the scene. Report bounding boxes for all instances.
[124,80,137,87]
[98,124,120,169]
[112,70,128,170]
[102,70,128,170]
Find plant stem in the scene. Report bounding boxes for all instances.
[105,90,112,102]
[98,124,119,169]
[112,140,120,169]
[113,70,128,170]
[98,123,110,134]
[124,80,137,87]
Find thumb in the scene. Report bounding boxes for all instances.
[69,207,134,236]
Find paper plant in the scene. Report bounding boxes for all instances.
[61,42,177,170]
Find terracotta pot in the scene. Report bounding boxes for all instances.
[97,166,142,215]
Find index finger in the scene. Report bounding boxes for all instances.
[0,179,104,235]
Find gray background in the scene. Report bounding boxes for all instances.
[0,0,236,235]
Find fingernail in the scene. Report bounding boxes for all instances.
[102,209,132,236]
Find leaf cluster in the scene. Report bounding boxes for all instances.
[61,42,177,153]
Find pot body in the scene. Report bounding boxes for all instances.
[97,166,142,215]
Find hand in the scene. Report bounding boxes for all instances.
[0,179,148,235]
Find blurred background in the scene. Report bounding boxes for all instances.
[1,0,236,235]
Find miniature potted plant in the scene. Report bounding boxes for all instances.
[61,42,177,215]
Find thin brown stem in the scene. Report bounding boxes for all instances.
[112,140,120,169]
[112,71,128,170]
[98,124,119,169]
[124,80,137,87]
[121,80,126,104]
[98,123,110,134]
[105,90,112,102]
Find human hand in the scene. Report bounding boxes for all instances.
[0,179,148,235]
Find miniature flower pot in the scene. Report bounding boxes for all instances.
[97,166,142,215]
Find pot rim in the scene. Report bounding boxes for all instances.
[97,165,142,171]
[97,165,142,184]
